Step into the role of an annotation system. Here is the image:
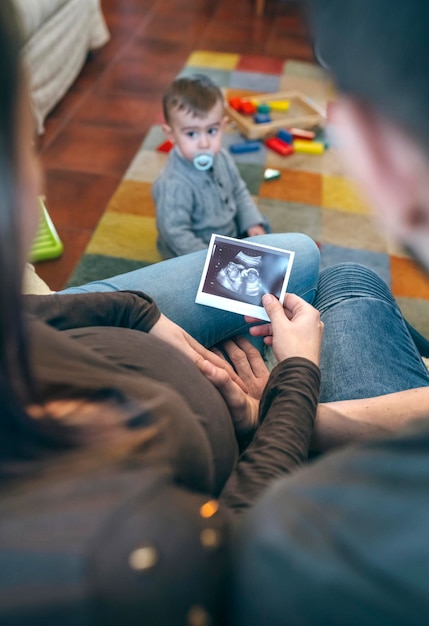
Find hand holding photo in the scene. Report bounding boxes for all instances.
[195,234,295,321]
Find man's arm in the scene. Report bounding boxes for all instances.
[232,419,429,625]
[313,387,429,451]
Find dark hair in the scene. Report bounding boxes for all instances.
[163,74,224,124]
[307,0,429,149]
[0,1,60,471]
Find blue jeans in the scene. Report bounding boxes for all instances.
[62,233,320,348]
[62,239,429,401]
[315,263,429,402]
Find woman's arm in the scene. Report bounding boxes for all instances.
[25,291,247,390]
[200,293,324,514]
[313,387,429,451]
[24,290,161,332]
[220,357,320,513]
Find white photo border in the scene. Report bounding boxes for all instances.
[195,234,295,321]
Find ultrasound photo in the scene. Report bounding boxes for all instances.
[195,235,295,321]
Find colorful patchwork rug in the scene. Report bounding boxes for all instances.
[68,50,429,336]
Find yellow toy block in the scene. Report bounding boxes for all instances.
[293,139,325,155]
[269,100,290,111]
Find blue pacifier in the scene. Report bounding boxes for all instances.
[193,152,214,171]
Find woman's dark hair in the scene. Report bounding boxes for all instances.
[0,1,55,469]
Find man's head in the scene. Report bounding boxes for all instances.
[307,0,429,272]
[162,74,226,168]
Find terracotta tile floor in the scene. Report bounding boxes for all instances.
[36,0,314,290]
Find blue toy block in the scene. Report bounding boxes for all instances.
[253,113,272,124]
[277,129,293,144]
[229,141,261,154]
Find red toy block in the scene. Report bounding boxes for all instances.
[289,128,316,141]
[157,140,174,153]
[265,137,294,156]
[240,101,257,115]
[228,97,243,111]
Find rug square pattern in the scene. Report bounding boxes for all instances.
[258,198,322,241]
[236,55,285,75]
[319,244,391,286]
[141,125,167,151]
[284,60,333,82]
[322,176,370,214]
[125,149,168,183]
[186,51,239,70]
[179,66,232,88]
[87,212,161,263]
[235,163,265,195]
[259,169,322,206]
[68,50,429,336]
[108,180,155,217]
[229,70,280,92]
[390,257,429,299]
[321,208,388,253]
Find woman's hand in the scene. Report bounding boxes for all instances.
[149,314,248,391]
[199,337,270,435]
[246,292,324,365]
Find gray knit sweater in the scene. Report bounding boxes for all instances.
[152,147,267,258]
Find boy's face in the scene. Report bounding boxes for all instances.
[163,100,227,163]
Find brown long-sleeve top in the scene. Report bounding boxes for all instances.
[24,290,321,512]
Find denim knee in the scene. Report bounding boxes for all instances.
[314,263,395,315]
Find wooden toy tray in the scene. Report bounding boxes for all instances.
[225,91,326,140]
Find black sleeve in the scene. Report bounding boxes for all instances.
[220,357,320,514]
[23,290,161,333]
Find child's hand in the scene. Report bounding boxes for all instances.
[247,224,266,236]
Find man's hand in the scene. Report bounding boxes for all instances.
[246,292,324,365]
[213,336,269,401]
[199,337,270,436]
[149,314,248,392]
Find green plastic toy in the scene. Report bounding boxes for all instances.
[29,197,64,262]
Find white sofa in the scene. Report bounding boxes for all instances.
[13,0,110,134]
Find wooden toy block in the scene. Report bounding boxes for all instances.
[265,137,294,156]
[228,97,243,111]
[277,129,293,144]
[269,100,290,112]
[254,113,272,124]
[240,101,257,115]
[157,140,173,153]
[225,91,325,140]
[257,103,271,114]
[290,128,316,140]
[293,139,325,155]
[229,140,261,154]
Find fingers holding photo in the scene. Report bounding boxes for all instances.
[256,292,324,365]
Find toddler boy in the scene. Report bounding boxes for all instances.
[152,74,269,258]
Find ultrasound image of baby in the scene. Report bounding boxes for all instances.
[215,251,262,297]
